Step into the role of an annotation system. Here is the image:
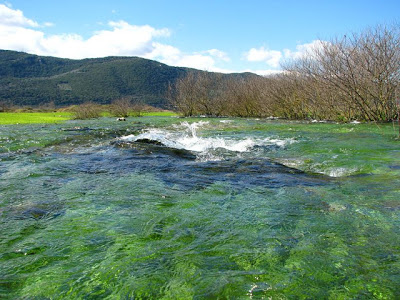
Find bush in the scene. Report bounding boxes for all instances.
[110,98,131,117]
[72,102,102,119]
[0,101,10,112]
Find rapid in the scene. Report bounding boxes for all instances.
[1,116,399,298]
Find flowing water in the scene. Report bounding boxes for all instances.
[1,117,399,299]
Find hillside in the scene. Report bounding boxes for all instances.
[0,50,257,108]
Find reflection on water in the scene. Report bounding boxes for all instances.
[0,117,399,298]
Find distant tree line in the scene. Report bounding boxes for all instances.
[169,24,400,122]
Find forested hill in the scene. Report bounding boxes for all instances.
[0,50,256,108]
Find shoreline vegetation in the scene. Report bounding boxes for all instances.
[169,24,400,123]
[1,24,399,127]
[0,103,177,125]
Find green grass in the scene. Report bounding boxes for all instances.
[0,111,178,124]
[101,111,178,117]
[140,111,178,117]
[0,112,73,124]
[94,111,178,118]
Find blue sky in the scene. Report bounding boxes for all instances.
[0,0,399,74]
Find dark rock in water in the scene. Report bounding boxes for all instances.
[165,147,197,160]
[135,138,164,146]
[22,208,50,220]
[187,158,330,189]
[113,139,197,160]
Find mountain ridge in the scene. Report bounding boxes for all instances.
[0,50,258,108]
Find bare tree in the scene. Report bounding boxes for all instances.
[167,24,400,122]
[286,24,400,122]
[224,77,270,117]
[169,72,199,116]
[131,97,146,117]
[168,71,225,116]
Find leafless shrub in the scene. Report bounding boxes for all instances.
[285,24,400,121]
[223,77,270,117]
[168,71,226,116]
[38,101,56,112]
[0,101,11,112]
[110,97,132,117]
[168,24,400,122]
[130,98,146,117]
[72,102,102,119]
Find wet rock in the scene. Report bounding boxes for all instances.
[22,208,49,219]
[135,138,164,146]
[114,139,197,160]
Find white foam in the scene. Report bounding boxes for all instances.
[263,137,296,147]
[323,167,358,177]
[122,129,255,153]
[119,121,296,161]
[278,158,304,169]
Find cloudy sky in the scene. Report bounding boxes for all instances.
[1,0,399,75]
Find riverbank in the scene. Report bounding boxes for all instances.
[0,111,178,125]
[0,112,73,124]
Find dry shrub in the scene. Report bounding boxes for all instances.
[110,98,132,117]
[72,102,102,119]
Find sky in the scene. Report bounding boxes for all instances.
[0,0,399,75]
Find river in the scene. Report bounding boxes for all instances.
[1,117,399,298]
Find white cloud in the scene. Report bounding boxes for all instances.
[283,40,325,60]
[145,43,232,72]
[43,22,54,27]
[173,54,216,70]
[245,69,283,76]
[245,47,282,68]
[204,49,230,62]
[145,42,181,61]
[0,24,45,54]
[245,40,328,71]
[0,4,39,27]
[0,8,172,60]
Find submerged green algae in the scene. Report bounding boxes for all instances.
[1,117,399,299]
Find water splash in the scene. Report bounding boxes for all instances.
[119,121,295,161]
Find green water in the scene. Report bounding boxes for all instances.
[1,117,399,299]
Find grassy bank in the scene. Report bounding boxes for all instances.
[0,111,178,125]
[141,111,178,117]
[0,112,73,125]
